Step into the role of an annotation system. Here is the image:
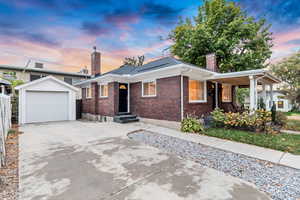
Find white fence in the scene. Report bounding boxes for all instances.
[0,94,12,167]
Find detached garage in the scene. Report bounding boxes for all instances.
[16,76,78,124]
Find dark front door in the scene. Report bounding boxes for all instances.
[118,83,128,113]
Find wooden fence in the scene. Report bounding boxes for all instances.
[0,94,12,167]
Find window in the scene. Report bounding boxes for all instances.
[64,77,73,85]
[142,81,156,97]
[30,74,41,81]
[86,87,92,98]
[30,74,46,81]
[99,84,108,98]
[189,80,206,102]
[222,84,232,102]
[277,101,284,109]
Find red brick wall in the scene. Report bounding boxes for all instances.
[130,76,181,121]
[82,82,118,116]
[97,82,119,116]
[183,76,214,118]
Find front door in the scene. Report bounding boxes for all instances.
[118,83,128,113]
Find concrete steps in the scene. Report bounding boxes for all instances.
[113,113,139,123]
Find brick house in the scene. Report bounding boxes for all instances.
[75,50,280,122]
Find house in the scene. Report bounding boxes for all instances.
[0,63,90,86]
[245,90,292,112]
[75,50,281,122]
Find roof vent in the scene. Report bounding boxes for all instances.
[35,62,44,69]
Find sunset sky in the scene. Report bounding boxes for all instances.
[0,0,299,73]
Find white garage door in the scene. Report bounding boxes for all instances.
[25,91,69,123]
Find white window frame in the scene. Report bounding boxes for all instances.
[221,84,232,103]
[188,79,207,103]
[85,87,92,99]
[142,80,157,97]
[99,84,108,98]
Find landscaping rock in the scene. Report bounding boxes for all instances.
[128,130,300,200]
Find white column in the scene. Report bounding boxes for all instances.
[262,83,267,108]
[215,82,218,108]
[270,84,273,108]
[1,85,5,94]
[249,75,257,111]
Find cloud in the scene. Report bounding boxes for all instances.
[285,39,300,45]
[141,2,182,20]
[239,0,300,30]
[81,22,110,36]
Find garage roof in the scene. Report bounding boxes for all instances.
[15,76,79,91]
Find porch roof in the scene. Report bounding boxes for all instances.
[207,69,281,86]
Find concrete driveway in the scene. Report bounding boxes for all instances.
[19,121,270,200]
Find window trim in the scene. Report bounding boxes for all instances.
[188,79,207,103]
[221,84,232,103]
[277,100,284,109]
[142,80,157,97]
[99,84,108,98]
[85,87,92,99]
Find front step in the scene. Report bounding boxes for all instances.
[113,114,139,123]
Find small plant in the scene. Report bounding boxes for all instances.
[274,111,287,126]
[181,116,204,133]
[211,108,225,127]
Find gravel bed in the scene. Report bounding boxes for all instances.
[128,130,300,200]
[0,128,19,200]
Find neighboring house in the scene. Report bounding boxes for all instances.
[0,63,90,85]
[75,51,281,122]
[0,63,90,96]
[245,90,292,112]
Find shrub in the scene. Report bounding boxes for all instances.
[211,108,225,127]
[210,108,275,133]
[274,111,287,126]
[181,116,204,133]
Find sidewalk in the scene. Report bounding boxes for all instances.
[134,122,300,170]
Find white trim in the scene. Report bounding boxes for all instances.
[141,80,157,97]
[75,63,216,86]
[15,75,79,91]
[180,75,184,120]
[215,82,219,108]
[128,83,130,113]
[221,83,232,103]
[99,84,108,98]
[188,79,207,103]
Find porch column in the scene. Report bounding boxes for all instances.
[262,83,267,108]
[269,84,274,108]
[215,82,218,108]
[249,75,257,111]
[1,85,5,94]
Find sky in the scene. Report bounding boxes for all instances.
[0,0,299,73]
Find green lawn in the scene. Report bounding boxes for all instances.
[202,128,300,155]
[285,111,300,116]
[285,120,300,131]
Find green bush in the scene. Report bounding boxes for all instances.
[181,116,204,133]
[274,111,287,126]
[211,108,275,133]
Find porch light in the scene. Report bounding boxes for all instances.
[119,85,127,89]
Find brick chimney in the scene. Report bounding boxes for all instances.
[91,46,101,76]
[206,53,217,72]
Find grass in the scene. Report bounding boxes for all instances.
[285,111,300,116]
[202,128,300,155]
[285,120,300,131]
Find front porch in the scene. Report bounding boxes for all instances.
[208,69,281,111]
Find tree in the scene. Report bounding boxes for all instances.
[272,51,300,110]
[123,55,145,66]
[169,0,273,72]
